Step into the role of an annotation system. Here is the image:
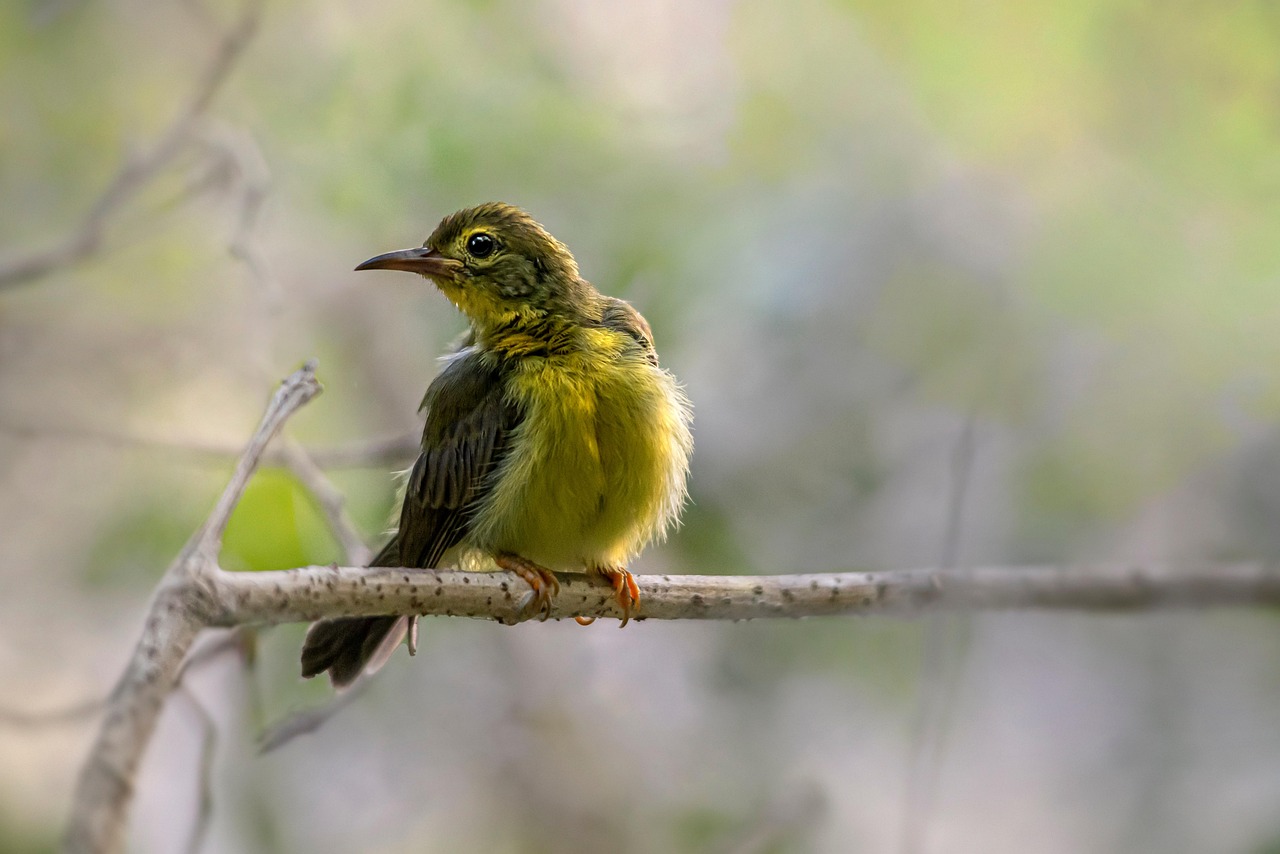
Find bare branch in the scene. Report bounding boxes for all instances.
[202,562,1280,627]
[0,630,249,732]
[0,0,264,290]
[277,438,373,566]
[0,419,419,470]
[193,362,323,556]
[303,432,420,469]
[256,676,372,754]
[901,414,978,854]
[64,587,204,854]
[65,362,319,854]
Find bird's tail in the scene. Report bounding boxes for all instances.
[299,537,409,688]
[299,614,408,688]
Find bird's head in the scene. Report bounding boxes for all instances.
[356,202,593,330]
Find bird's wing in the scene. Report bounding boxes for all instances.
[599,297,658,366]
[396,347,522,568]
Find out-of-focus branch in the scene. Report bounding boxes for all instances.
[65,362,320,854]
[0,419,420,469]
[301,432,420,468]
[901,414,978,854]
[0,0,263,290]
[277,438,373,565]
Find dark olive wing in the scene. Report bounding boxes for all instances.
[599,297,658,366]
[299,348,519,686]
[396,348,522,568]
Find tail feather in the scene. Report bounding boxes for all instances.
[300,615,408,688]
[299,537,410,687]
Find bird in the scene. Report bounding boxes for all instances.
[300,202,694,687]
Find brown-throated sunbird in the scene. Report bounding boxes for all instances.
[300,203,694,687]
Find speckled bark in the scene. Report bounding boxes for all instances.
[207,562,1280,626]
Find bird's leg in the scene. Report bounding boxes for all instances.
[406,615,419,656]
[495,552,560,622]
[587,565,641,628]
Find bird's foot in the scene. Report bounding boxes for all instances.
[495,552,560,621]
[406,615,419,656]
[590,565,641,627]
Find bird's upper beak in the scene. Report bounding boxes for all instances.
[355,246,459,279]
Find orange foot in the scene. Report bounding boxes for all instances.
[495,552,560,621]
[586,565,641,627]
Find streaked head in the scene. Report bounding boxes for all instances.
[356,202,592,326]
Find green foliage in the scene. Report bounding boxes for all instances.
[0,808,56,854]
[221,469,340,573]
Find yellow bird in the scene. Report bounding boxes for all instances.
[301,203,693,687]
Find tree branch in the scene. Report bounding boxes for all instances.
[63,361,1280,852]
[0,419,419,470]
[64,362,320,854]
[200,562,1280,627]
[276,438,373,565]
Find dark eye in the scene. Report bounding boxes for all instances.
[466,233,496,259]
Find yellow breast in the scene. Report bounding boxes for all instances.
[467,328,692,571]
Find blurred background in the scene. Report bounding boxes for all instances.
[4,0,1280,851]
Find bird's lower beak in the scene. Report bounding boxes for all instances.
[355,247,458,278]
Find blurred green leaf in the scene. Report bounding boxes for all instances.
[220,469,340,573]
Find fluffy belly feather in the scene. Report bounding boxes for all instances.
[467,347,692,570]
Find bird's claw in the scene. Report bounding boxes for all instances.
[592,566,641,627]
[496,553,559,622]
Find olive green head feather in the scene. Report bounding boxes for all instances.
[356,202,595,328]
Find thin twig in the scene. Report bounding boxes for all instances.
[208,120,282,385]
[0,419,419,470]
[0,0,264,290]
[0,630,249,731]
[194,364,323,555]
[256,676,372,754]
[277,438,372,566]
[900,415,977,854]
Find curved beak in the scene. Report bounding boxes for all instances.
[355,246,456,277]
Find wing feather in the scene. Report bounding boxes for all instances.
[395,348,520,569]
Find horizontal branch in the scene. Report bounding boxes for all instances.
[66,359,1280,853]
[200,562,1280,627]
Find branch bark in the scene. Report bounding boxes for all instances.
[64,362,321,854]
[63,360,1280,852]
[202,561,1280,626]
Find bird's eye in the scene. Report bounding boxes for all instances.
[466,233,496,259]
